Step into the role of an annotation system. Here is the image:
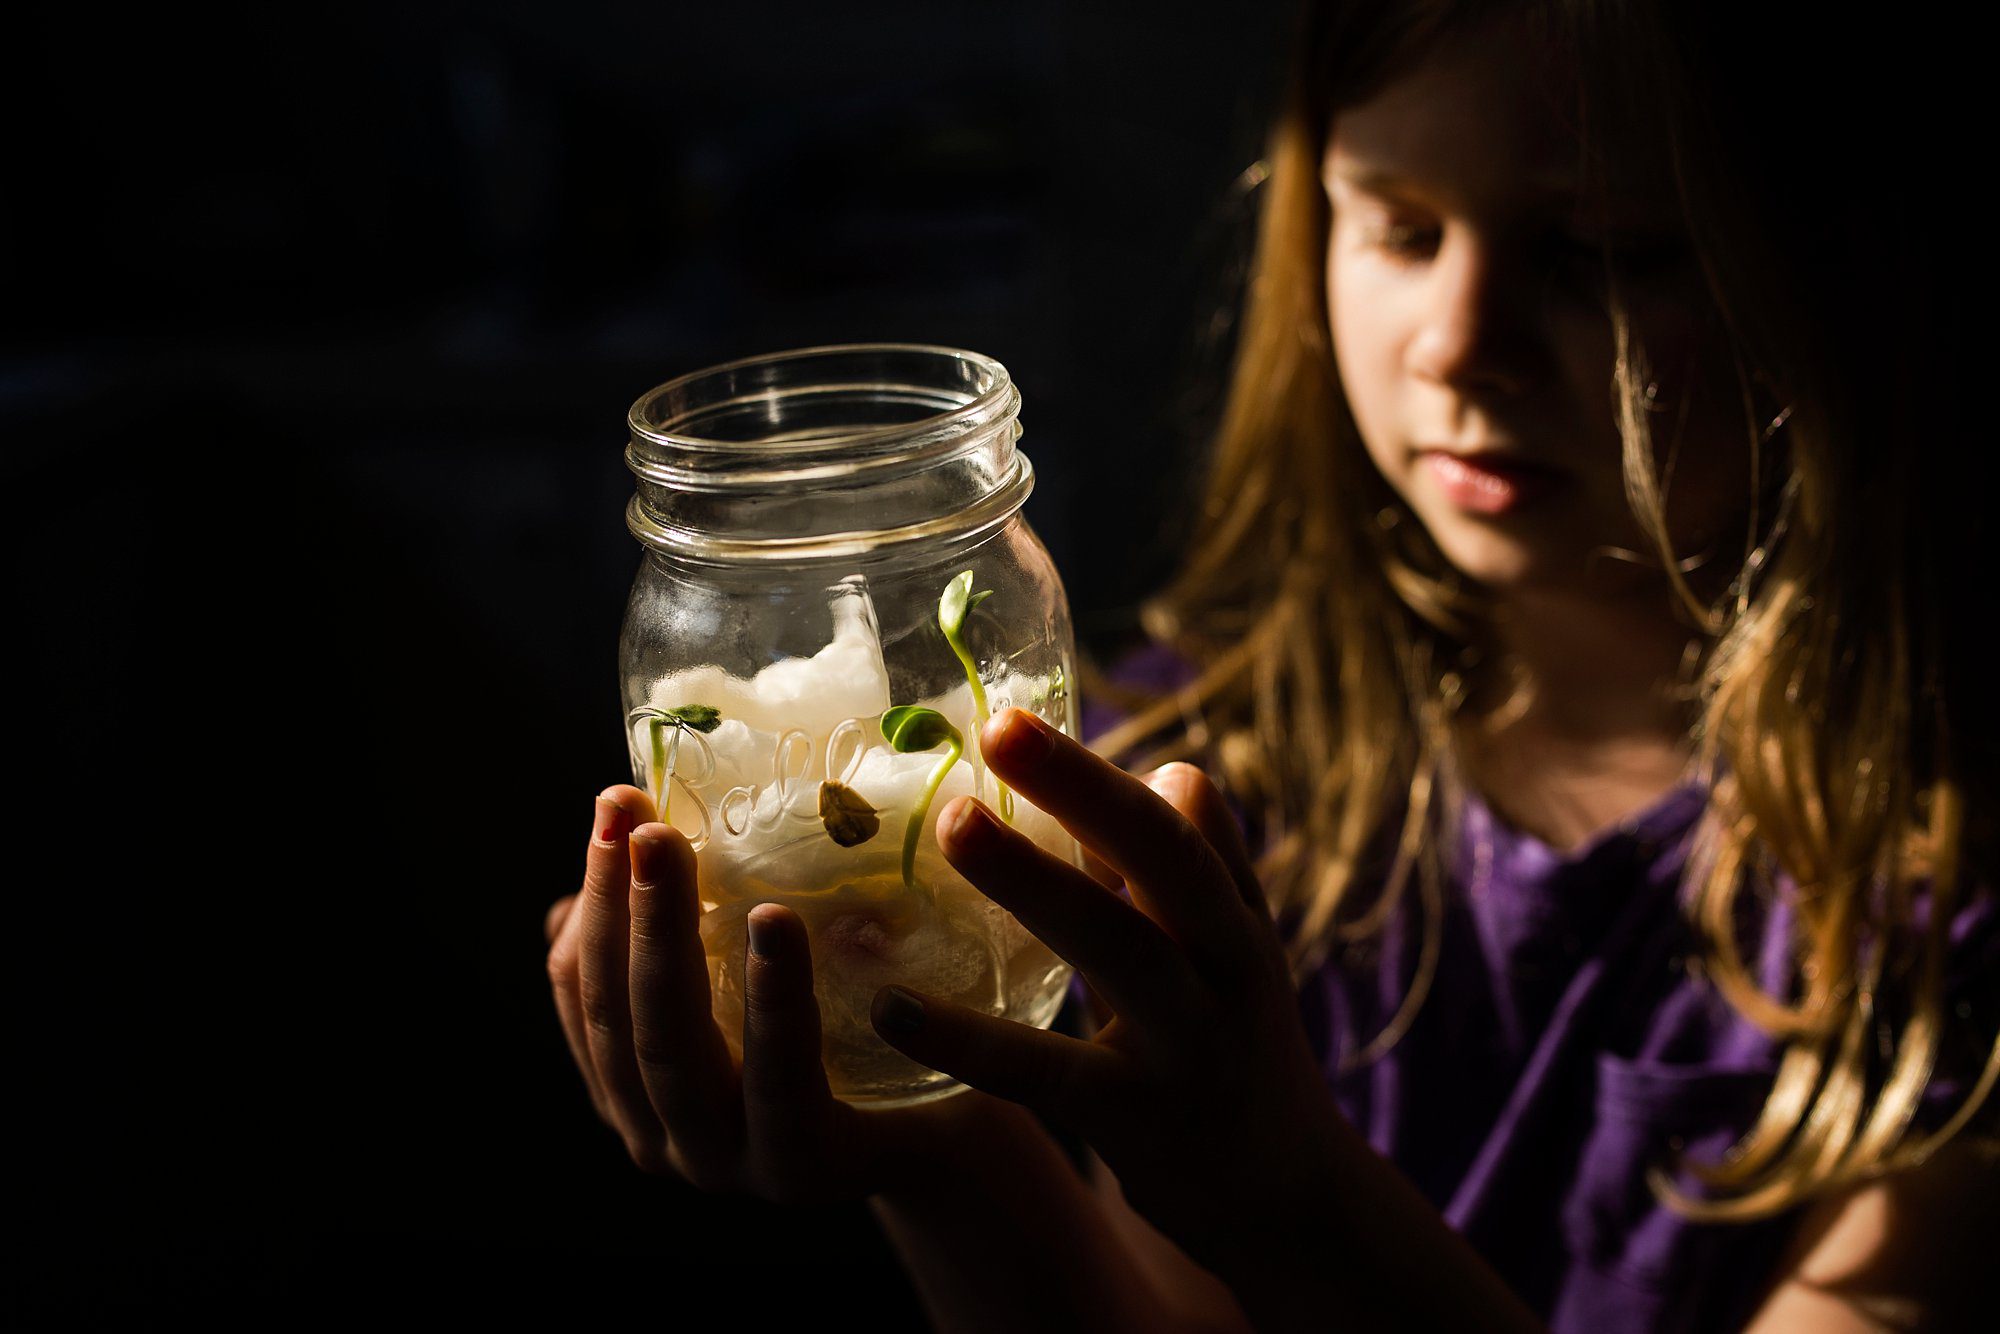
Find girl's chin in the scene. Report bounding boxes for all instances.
[1426,523,1609,594]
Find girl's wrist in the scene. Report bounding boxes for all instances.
[865,1088,1055,1202]
[1185,1128,1545,1334]
[1137,1093,1361,1266]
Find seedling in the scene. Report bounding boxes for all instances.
[939,570,1013,822]
[880,704,964,894]
[630,703,721,822]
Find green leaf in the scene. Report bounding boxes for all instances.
[939,570,992,641]
[939,570,975,638]
[881,705,962,754]
[664,703,722,733]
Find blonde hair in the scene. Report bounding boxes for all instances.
[1085,0,1997,1220]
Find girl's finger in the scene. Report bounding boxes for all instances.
[938,795,1205,1032]
[1081,846,1126,896]
[1074,849,1126,1031]
[578,789,669,1168]
[546,894,577,944]
[547,896,607,1121]
[1078,974,1114,1034]
[980,709,1265,980]
[1146,765,1290,983]
[739,903,838,1199]
[870,985,1119,1135]
[627,823,739,1188]
[1145,764,1271,920]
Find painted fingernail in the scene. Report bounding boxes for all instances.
[594,796,624,843]
[748,906,780,959]
[875,986,925,1037]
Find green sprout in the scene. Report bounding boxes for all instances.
[1029,665,1068,712]
[880,704,964,894]
[631,703,721,821]
[939,570,1013,823]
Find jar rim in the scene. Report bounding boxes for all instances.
[627,342,1013,456]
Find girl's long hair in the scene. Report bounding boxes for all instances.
[1087,0,1996,1220]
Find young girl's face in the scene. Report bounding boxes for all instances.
[1322,13,1749,597]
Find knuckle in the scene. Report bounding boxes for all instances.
[1194,910,1262,982]
[679,1154,737,1196]
[625,1135,672,1174]
[1155,760,1213,802]
[1020,1035,1069,1100]
[743,1054,817,1108]
[1146,764,1214,821]
[581,858,623,906]
[743,965,808,1026]
[627,909,665,950]
[544,895,576,943]
[578,979,622,1039]
[1016,1039,1094,1130]
[752,1159,825,1209]
[1118,923,1175,984]
[663,1138,730,1192]
[630,1021,680,1070]
[545,947,573,988]
[1164,810,1219,866]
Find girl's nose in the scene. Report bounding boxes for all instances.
[1404,233,1536,399]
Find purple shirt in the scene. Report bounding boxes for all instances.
[1077,645,1995,1332]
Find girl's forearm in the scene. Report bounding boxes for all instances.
[869,1095,1220,1334]
[1178,1127,1546,1334]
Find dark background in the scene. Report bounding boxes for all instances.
[11,1,1292,1324]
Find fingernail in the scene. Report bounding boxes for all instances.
[748,907,780,959]
[875,986,925,1037]
[628,828,659,892]
[594,796,624,843]
[986,708,1053,769]
[947,798,997,851]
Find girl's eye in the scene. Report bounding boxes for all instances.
[1358,218,1441,263]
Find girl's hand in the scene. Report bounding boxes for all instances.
[869,708,1354,1265]
[544,785,1013,1205]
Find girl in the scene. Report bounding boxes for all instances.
[546,1,1996,1329]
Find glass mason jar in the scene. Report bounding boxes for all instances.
[619,344,1079,1108]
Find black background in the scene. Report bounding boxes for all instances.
[11,1,1290,1324]
[16,4,1989,1328]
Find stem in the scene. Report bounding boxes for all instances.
[947,630,1014,824]
[949,632,991,722]
[648,718,669,823]
[903,737,962,897]
[664,725,684,823]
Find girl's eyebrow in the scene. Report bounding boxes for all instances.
[1325,158,1582,206]
[1325,162,1410,195]
[1323,162,1436,208]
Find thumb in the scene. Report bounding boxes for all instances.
[870,987,1117,1132]
[1071,971,1113,1036]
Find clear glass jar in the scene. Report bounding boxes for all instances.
[619,344,1079,1108]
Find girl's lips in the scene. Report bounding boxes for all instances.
[1419,450,1562,515]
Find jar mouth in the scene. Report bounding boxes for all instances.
[623,343,1033,563]
[628,343,1015,460]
